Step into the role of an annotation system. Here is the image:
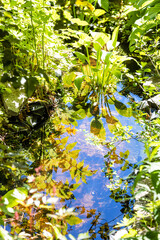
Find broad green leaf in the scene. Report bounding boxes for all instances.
[53,226,67,240]
[112,26,119,48]
[98,0,109,11]
[66,215,82,226]
[151,172,160,193]
[2,187,28,208]
[146,231,160,240]
[94,9,106,17]
[74,76,84,90]
[72,18,89,26]
[72,109,86,120]
[93,42,102,52]
[26,77,39,97]
[101,51,112,63]
[91,32,110,46]
[63,72,76,87]
[75,52,87,63]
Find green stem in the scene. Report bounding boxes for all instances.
[42,0,45,70]
[30,1,39,68]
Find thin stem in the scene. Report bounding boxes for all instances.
[30,1,39,68]
[42,0,45,70]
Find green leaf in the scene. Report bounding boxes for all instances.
[101,51,112,64]
[94,9,106,17]
[53,226,67,240]
[72,18,89,26]
[72,109,86,120]
[93,42,102,52]
[112,26,119,49]
[146,231,160,240]
[63,72,76,87]
[2,187,28,208]
[66,215,82,226]
[25,77,39,97]
[75,52,87,64]
[151,172,160,193]
[98,0,109,11]
[74,76,84,90]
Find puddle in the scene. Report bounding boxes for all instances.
[51,92,145,239]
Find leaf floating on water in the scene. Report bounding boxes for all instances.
[66,215,82,226]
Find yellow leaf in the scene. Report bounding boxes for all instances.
[64,161,70,169]
[72,159,77,167]
[69,150,80,159]
[66,142,77,151]
[76,0,95,11]
[77,160,84,169]
[123,229,137,238]
[66,127,77,135]
[66,215,82,226]
[70,167,76,179]
[82,175,87,183]
[61,136,69,146]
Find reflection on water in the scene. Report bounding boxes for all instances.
[0,85,145,239]
[52,105,145,239]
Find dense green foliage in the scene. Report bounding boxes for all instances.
[0,0,160,239]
